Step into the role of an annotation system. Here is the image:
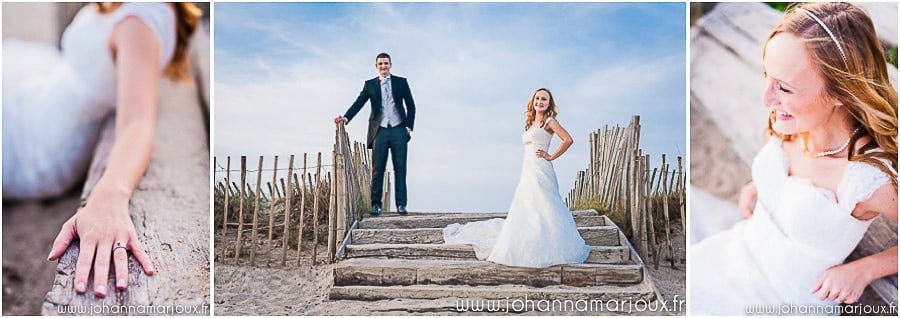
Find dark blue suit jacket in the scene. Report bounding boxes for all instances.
[343,75,416,149]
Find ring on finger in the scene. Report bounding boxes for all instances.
[112,242,128,252]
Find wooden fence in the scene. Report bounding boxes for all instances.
[567,116,686,268]
[214,123,383,267]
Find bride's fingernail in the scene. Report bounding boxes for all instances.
[95,285,107,297]
[47,251,54,261]
[117,279,126,289]
[76,282,86,292]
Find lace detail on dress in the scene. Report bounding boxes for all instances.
[836,159,893,211]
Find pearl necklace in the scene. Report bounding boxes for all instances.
[804,127,861,158]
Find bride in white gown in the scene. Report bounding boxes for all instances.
[3,3,202,297]
[691,3,898,315]
[443,88,591,268]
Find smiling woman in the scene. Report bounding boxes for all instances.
[690,2,897,315]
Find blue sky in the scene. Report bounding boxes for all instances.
[215,2,686,212]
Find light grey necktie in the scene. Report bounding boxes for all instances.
[380,78,397,126]
[381,78,392,98]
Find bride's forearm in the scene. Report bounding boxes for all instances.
[91,119,155,201]
[91,16,160,204]
[549,140,573,160]
[856,246,898,283]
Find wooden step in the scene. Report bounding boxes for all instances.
[370,209,600,218]
[344,244,631,264]
[329,283,655,302]
[333,259,642,287]
[351,226,619,246]
[359,213,605,229]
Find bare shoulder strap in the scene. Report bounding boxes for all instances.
[541,116,556,128]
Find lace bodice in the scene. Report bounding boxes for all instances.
[523,119,553,151]
[751,137,892,261]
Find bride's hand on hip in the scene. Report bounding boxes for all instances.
[47,189,155,297]
[738,182,757,218]
[535,150,552,161]
[810,262,870,304]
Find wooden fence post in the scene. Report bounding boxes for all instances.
[220,156,230,261]
[265,156,278,266]
[677,156,686,232]
[297,154,308,266]
[280,155,295,266]
[249,156,264,266]
[660,154,675,268]
[327,169,336,263]
[234,156,247,264]
[312,152,322,265]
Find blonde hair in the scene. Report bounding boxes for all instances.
[98,2,202,81]
[525,88,559,131]
[763,2,898,188]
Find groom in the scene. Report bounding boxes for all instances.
[334,52,416,216]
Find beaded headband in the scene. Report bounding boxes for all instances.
[795,8,848,62]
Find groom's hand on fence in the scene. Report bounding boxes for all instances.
[334,116,348,124]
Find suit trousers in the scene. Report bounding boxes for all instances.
[371,125,409,208]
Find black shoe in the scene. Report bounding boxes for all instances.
[398,205,408,215]
[370,205,382,216]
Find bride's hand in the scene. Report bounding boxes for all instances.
[810,262,871,304]
[535,150,552,161]
[47,189,155,297]
[738,182,757,218]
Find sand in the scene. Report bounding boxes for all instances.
[645,221,686,316]
[2,194,81,315]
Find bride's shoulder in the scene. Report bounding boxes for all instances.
[113,3,176,30]
[118,2,175,14]
[842,149,896,219]
[849,175,896,220]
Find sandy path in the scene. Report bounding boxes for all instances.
[214,263,335,315]
[2,194,81,315]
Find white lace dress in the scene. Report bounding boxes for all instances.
[690,137,894,315]
[443,118,591,268]
[3,3,176,199]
